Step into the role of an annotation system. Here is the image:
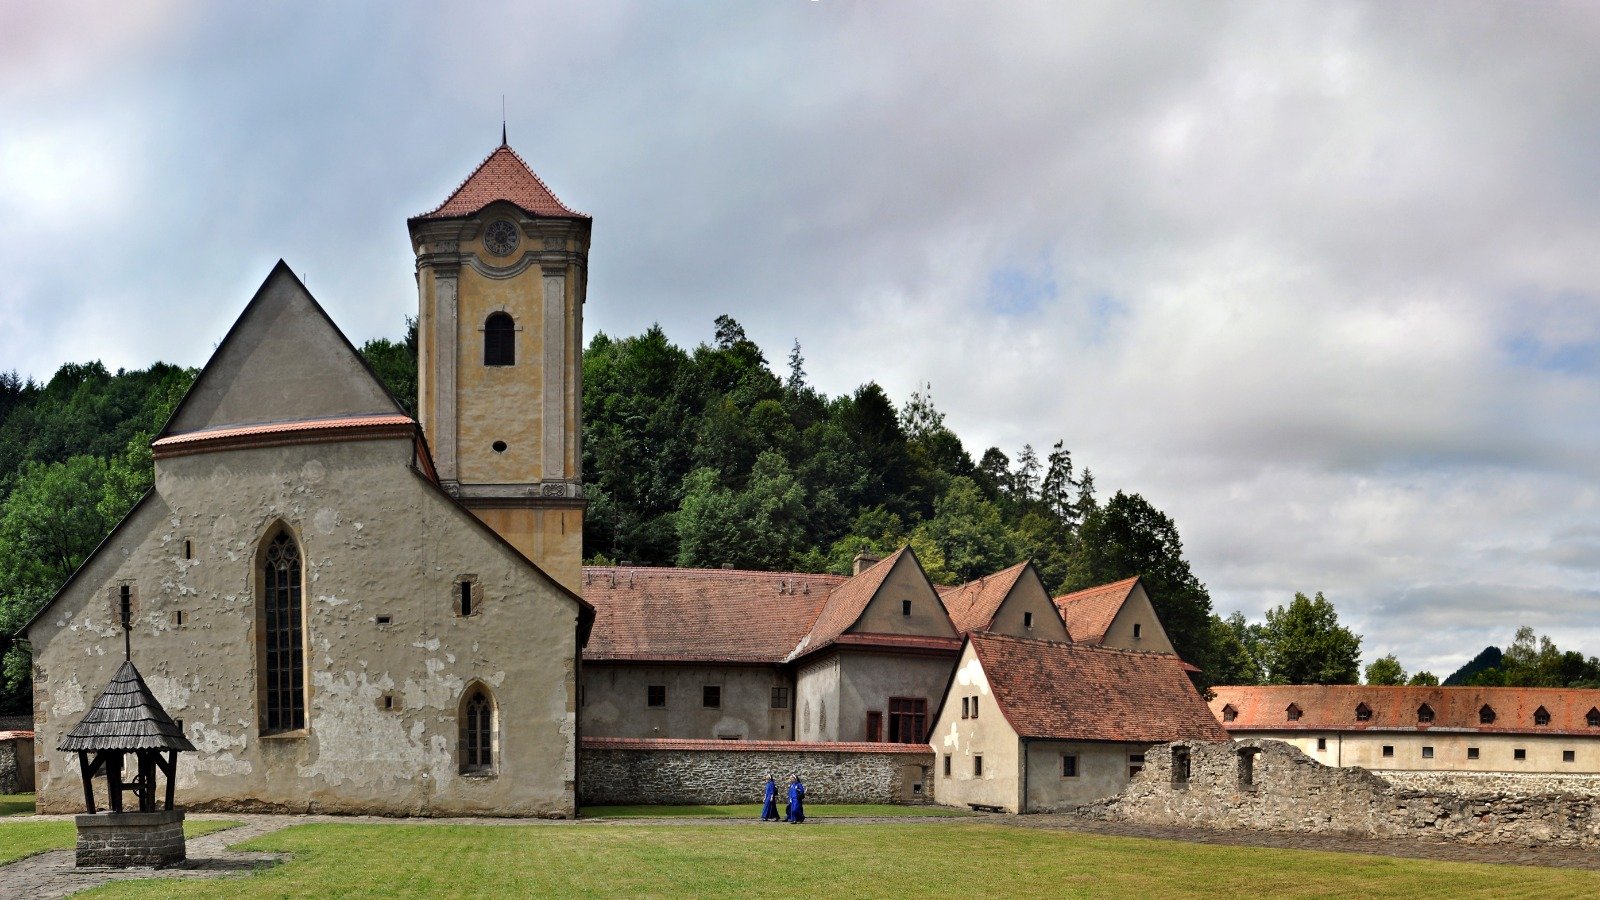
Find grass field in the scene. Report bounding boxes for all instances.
[582,803,969,818]
[70,821,1600,899]
[2,792,34,816]
[0,818,237,866]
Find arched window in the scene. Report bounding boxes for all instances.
[1480,704,1496,725]
[484,313,515,366]
[259,529,305,734]
[1355,703,1372,722]
[1534,706,1551,726]
[460,684,497,776]
[1417,704,1434,724]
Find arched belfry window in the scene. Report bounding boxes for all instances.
[259,528,306,734]
[484,312,515,366]
[460,684,497,776]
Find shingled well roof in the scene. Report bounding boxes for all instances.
[1212,684,1600,737]
[59,661,196,753]
[970,633,1227,743]
[1054,576,1140,645]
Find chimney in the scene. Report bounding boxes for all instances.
[852,551,882,576]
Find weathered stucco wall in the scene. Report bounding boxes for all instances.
[849,553,956,638]
[1241,729,1600,774]
[986,570,1070,642]
[931,643,1020,811]
[1023,740,1147,813]
[579,739,934,806]
[581,664,794,740]
[834,651,954,743]
[796,656,841,742]
[1098,583,1176,656]
[1085,739,1600,849]
[29,436,582,817]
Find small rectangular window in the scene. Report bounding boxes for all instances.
[174,718,184,733]
[1514,748,1527,761]
[961,697,969,719]
[1382,745,1394,758]
[1421,746,1434,759]
[943,754,951,776]
[770,686,789,709]
[1063,754,1078,777]
[902,599,912,617]
[1133,623,1142,638]
[375,615,392,626]
[647,685,666,708]
[1129,754,1145,764]
[1564,750,1576,763]
[1467,747,1480,760]
[173,610,185,627]
[703,685,721,709]
[1316,737,1326,751]
[971,695,979,718]
[1023,612,1034,628]
[183,539,193,560]
[460,581,473,616]
[383,694,395,710]
[974,755,983,776]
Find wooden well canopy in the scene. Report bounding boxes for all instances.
[59,660,196,814]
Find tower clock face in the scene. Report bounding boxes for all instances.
[483,220,520,257]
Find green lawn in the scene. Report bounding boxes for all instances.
[2,792,34,816]
[582,803,968,818]
[75,822,1600,899]
[0,818,237,866]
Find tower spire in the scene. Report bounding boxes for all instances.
[501,96,507,147]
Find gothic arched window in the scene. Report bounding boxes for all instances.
[484,313,515,366]
[460,685,497,776]
[259,529,305,734]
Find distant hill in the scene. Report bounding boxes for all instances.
[1445,646,1503,686]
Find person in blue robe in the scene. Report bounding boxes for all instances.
[785,773,806,824]
[760,773,779,821]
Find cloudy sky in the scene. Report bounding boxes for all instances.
[4,1,1599,677]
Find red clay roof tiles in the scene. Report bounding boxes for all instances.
[943,562,1028,634]
[1053,577,1140,645]
[413,145,588,221]
[785,549,907,660]
[1212,684,1600,737]
[971,633,1227,743]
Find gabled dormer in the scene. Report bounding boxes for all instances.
[1054,576,1178,656]
[944,561,1070,641]
[786,546,958,662]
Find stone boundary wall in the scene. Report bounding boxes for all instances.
[579,738,935,806]
[1081,739,1600,849]
[1379,770,1600,798]
[0,739,17,794]
[0,715,31,733]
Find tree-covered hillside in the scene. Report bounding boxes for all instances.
[0,315,1231,713]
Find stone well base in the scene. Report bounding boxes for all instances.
[75,809,186,868]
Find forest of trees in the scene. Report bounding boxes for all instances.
[0,314,1577,715]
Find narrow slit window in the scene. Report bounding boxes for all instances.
[902,600,912,617]
[183,539,193,560]
[943,754,951,776]
[1023,611,1034,628]
[173,610,185,627]
[974,755,983,776]
[484,312,515,366]
[1133,623,1142,638]
[1171,746,1191,785]
[460,581,473,617]
[961,697,969,719]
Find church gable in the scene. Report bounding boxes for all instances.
[161,261,405,437]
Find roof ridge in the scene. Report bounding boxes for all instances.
[1055,575,1140,603]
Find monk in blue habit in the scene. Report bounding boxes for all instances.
[785,773,806,824]
[760,773,780,821]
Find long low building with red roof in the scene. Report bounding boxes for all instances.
[1211,684,1600,775]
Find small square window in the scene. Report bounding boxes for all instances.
[1514,748,1527,761]
[1421,746,1434,759]
[771,686,789,709]
[1133,623,1142,638]
[1467,747,1480,760]
[1023,612,1034,628]
[943,754,951,776]
[974,755,984,776]
[902,600,912,617]
[1063,754,1078,777]
[1564,750,1576,763]
[703,685,722,709]
[647,685,666,708]
[1382,745,1394,758]
[1316,738,1326,751]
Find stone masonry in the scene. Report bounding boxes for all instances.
[74,810,187,868]
[1082,739,1600,849]
[0,740,18,794]
[1380,770,1600,798]
[580,739,934,806]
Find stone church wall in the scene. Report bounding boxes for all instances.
[579,738,935,806]
[1082,739,1600,849]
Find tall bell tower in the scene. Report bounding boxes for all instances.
[408,141,589,592]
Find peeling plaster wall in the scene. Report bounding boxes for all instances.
[931,643,1020,811]
[29,436,581,817]
[580,664,794,740]
[796,656,841,742]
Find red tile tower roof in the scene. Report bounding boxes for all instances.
[970,633,1227,743]
[1211,684,1600,738]
[1054,576,1140,645]
[412,144,589,221]
[943,562,1029,634]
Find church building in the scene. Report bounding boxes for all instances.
[24,143,593,816]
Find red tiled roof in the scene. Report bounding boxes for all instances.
[971,633,1227,743]
[582,567,841,663]
[1053,577,1140,645]
[413,145,589,221]
[1212,685,1600,737]
[581,737,932,754]
[151,415,417,458]
[829,634,962,654]
[944,562,1028,634]
[786,549,907,660]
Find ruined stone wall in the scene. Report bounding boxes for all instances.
[579,739,935,806]
[1083,739,1600,849]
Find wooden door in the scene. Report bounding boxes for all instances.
[866,711,883,742]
